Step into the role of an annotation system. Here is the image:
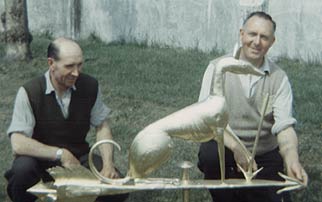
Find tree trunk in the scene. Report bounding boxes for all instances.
[71,0,81,39]
[4,0,32,61]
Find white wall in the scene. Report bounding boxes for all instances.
[270,0,322,61]
[1,0,321,62]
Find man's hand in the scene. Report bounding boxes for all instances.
[100,165,120,179]
[60,149,80,168]
[224,126,257,172]
[277,127,308,186]
[285,157,308,186]
[232,144,258,172]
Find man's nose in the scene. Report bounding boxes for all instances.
[71,67,79,77]
[254,36,260,45]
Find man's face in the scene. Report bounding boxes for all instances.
[49,43,83,91]
[240,16,275,67]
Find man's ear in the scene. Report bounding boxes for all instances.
[48,57,55,70]
[272,36,276,45]
[239,28,244,42]
[240,28,244,34]
[268,36,276,49]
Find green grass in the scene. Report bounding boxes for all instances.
[0,36,321,202]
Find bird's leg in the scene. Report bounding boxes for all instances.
[215,127,225,184]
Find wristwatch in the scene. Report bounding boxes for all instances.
[55,148,64,161]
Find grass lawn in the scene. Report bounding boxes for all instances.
[0,36,321,202]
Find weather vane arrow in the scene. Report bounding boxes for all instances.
[28,164,304,202]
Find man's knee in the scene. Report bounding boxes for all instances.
[198,141,222,180]
[198,141,220,168]
[5,156,42,202]
[5,156,41,184]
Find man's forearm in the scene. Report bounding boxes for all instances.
[10,133,60,161]
[277,126,308,185]
[96,121,114,167]
[224,125,251,158]
[277,127,300,165]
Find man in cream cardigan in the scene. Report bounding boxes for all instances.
[198,11,308,202]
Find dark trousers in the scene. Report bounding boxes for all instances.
[5,154,129,202]
[198,140,292,202]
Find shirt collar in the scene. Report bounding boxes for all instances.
[44,70,76,95]
[259,57,271,75]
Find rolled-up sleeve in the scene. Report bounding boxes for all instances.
[271,76,297,134]
[7,87,35,137]
[90,87,111,127]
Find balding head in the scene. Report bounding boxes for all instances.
[47,37,82,61]
[243,11,276,33]
[47,37,84,92]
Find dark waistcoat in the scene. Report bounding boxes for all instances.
[23,73,98,158]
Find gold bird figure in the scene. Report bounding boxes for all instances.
[90,56,265,185]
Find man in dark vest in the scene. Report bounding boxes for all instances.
[197,12,308,202]
[5,37,128,202]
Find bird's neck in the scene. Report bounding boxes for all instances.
[210,69,224,97]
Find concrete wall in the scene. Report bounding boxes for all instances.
[270,0,322,61]
[0,0,321,62]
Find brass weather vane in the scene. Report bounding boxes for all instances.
[28,47,304,202]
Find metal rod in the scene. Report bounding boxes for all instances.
[180,161,193,202]
[248,93,270,172]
